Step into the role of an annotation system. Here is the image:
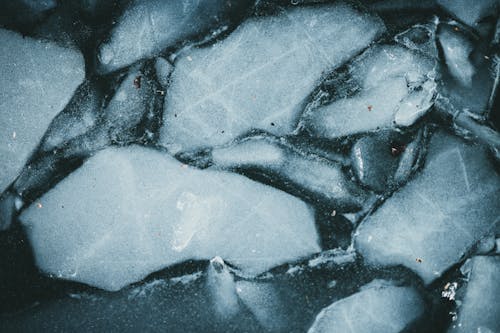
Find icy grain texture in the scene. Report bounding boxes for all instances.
[20,146,319,291]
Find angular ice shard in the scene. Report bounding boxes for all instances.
[448,256,500,333]
[207,257,239,318]
[355,131,500,284]
[154,57,174,89]
[0,28,85,194]
[236,280,286,332]
[40,80,101,152]
[160,3,385,152]
[301,45,435,139]
[97,0,253,73]
[209,135,370,212]
[437,0,499,32]
[438,24,475,87]
[20,146,319,291]
[308,283,424,333]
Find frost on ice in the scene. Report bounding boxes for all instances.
[355,131,500,284]
[20,146,319,291]
[160,3,386,153]
[301,45,436,139]
[0,28,85,194]
[308,282,424,333]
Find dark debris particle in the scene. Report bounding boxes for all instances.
[390,143,406,157]
[270,122,275,126]
[133,76,142,89]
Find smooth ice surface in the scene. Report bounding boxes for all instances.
[0,28,85,194]
[449,256,500,333]
[211,135,369,211]
[355,131,500,284]
[301,45,435,139]
[97,0,252,73]
[20,146,319,291]
[308,283,424,333]
[160,3,385,152]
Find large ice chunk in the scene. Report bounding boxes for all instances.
[300,45,435,139]
[159,3,385,153]
[0,28,85,194]
[448,256,500,333]
[308,283,425,333]
[20,146,319,291]
[437,0,499,32]
[97,0,253,73]
[355,131,500,284]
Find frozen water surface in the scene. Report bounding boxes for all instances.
[1,1,499,332]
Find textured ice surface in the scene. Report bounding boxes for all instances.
[308,283,424,333]
[210,135,370,211]
[0,28,85,194]
[236,280,285,332]
[355,131,500,284]
[159,3,385,153]
[301,45,435,139]
[97,0,252,73]
[20,146,319,291]
[40,80,101,152]
[449,256,500,333]
[207,257,239,318]
[438,24,475,87]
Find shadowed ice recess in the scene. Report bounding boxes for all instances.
[0,0,499,332]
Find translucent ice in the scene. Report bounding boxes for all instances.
[355,131,500,284]
[97,0,253,73]
[207,257,239,318]
[449,256,500,333]
[301,45,435,139]
[209,134,370,212]
[308,283,424,333]
[160,3,385,152]
[20,146,319,291]
[40,80,101,152]
[0,28,85,194]
[437,0,499,32]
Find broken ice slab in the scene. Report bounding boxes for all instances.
[300,44,436,140]
[355,131,500,285]
[97,0,254,73]
[437,0,499,35]
[40,80,102,152]
[436,22,497,116]
[208,134,370,212]
[448,256,500,333]
[395,23,439,59]
[20,146,319,291]
[0,28,85,195]
[159,3,386,153]
[308,282,425,333]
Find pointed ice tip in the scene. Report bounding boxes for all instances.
[210,256,225,273]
